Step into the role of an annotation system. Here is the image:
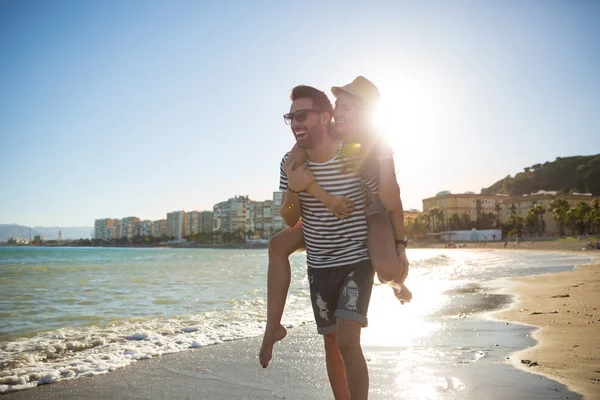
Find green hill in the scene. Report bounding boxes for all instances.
[481,154,600,196]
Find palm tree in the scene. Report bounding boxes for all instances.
[475,200,483,229]
[548,199,570,236]
[427,206,444,233]
[494,203,503,228]
[507,212,524,237]
[449,214,462,231]
[566,208,578,236]
[461,213,471,230]
[526,204,546,237]
[573,201,592,235]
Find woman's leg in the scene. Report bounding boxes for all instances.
[259,222,305,368]
[367,214,412,303]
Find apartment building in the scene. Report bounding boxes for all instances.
[271,191,286,234]
[213,195,249,233]
[139,220,153,237]
[119,217,140,239]
[166,211,186,240]
[185,211,201,236]
[422,191,506,222]
[152,219,166,237]
[94,218,119,240]
[501,190,599,235]
[200,211,213,232]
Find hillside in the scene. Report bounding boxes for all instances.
[481,154,600,196]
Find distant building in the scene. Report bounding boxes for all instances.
[152,219,166,238]
[422,192,505,219]
[185,211,202,236]
[249,199,274,238]
[271,191,286,234]
[200,211,213,232]
[94,218,119,240]
[139,220,153,237]
[404,209,421,223]
[166,211,186,240]
[422,189,600,236]
[501,191,599,235]
[8,237,29,244]
[33,235,45,242]
[440,229,502,242]
[120,217,140,239]
[57,230,63,241]
[213,195,250,234]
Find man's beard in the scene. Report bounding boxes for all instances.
[296,123,324,149]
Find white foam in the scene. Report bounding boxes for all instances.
[0,303,313,394]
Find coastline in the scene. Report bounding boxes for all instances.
[491,251,600,399]
[2,241,599,398]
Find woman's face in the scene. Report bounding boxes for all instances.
[332,92,369,142]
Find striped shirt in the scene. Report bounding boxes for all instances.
[279,142,379,269]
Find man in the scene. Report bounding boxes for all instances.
[277,85,378,400]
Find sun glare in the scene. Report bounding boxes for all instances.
[372,72,454,165]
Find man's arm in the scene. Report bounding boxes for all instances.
[280,190,301,227]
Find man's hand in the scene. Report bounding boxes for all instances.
[286,162,314,193]
[396,244,409,282]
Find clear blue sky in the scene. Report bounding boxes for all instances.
[1,0,599,227]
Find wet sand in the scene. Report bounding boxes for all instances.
[1,320,580,400]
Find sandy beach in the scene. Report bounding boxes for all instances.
[491,245,600,399]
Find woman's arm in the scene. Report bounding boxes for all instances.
[288,144,355,218]
[388,198,409,282]
[376,144,401,211]
[279,190,301,227]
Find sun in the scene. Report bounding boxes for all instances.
[373,75,445,154]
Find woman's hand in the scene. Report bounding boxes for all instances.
[285,162,314,193]
[396,244,409,282]
[325,196,355,219]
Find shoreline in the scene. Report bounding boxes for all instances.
[2,243,599,398]
[2,237,598,252]
[490,252,600,399]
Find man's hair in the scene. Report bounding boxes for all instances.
[290,85,333,115]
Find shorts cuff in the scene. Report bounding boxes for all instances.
[335,309,368,327]
[317,324,337,335]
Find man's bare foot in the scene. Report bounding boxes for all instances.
[394,283,413,305]
[259,324,287,368]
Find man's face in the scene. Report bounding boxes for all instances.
[289,98,326,149]
[332,92,368,141]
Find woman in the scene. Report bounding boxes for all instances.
[259,76,411,369]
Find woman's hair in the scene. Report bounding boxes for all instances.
[290,85,333,115]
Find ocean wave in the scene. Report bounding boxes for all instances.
[0,312,270,394]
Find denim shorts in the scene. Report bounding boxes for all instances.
[307,260,375,335]
[364,190,392,227]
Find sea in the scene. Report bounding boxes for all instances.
[0,246,594,395]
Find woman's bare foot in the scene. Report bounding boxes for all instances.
[259,324,287,368]
[394,283,413,305]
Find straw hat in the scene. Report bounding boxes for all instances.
[331,76,380,108]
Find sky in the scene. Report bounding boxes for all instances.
[1,0,599,227]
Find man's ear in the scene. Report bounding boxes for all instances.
[320,112,332,125]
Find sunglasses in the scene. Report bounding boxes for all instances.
[283,109,321,125]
